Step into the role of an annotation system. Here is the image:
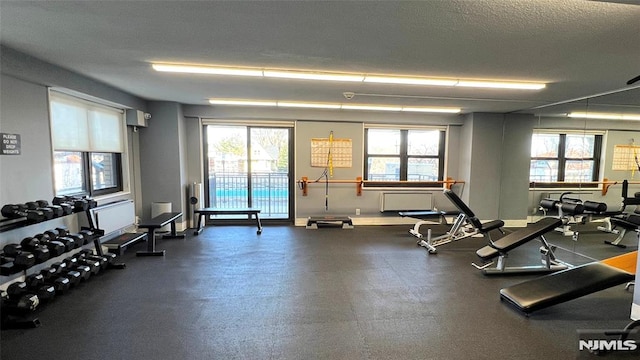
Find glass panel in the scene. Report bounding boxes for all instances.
[565,134,595,159]
[91,153,118,190]
[368,157,400,181]
[368,129,400,155]
[407,158,439,181]
[250,128,289,218]
[531,133,559,157]
[207,126,248,208]
[565,160,594,182]
[53,151,86,195]
[408,130,440,155]
[529,159,559,182]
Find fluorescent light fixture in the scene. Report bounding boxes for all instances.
[402,107,461,113]
[568,112,640,121]
[363,76,457,86]
[456,80,546,90]
[209,99,277,106]
[277,102,342,109]
[152,64,263,77]
[263,70,364,82]
[208,98,461,114]
[341,104,403,111]
[152,63,546,90]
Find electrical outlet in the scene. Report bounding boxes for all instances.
[355,208,360,215]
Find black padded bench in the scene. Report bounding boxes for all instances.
[500,251,637,314]
[399,210,460,225]
[473,217,568,275]
[103,232,147,256]
[605,213,640,247]
[136,212,185,256]
[193,208,262,235]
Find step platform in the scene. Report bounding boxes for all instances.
[306,216,354,229]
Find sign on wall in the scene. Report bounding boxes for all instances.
[612,144,639,171]
[1,133,21,155]
[311,137,352,168]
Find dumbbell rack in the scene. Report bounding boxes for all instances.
[0,197,118,329]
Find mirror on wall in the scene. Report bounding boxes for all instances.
[523,85,640,223]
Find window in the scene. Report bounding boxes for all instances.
[364,127,445,186]
[50,92,125,196]
[529,131,602,186]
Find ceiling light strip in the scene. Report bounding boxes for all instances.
[208,99,460,113]
[153,63,545,90]
[568,112,640,121]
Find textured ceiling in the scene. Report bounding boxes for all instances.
[1,0,639,117]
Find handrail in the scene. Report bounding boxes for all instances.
[529,178,640,196]
[296,176,464,196]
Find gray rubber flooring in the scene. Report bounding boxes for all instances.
[1,221,638,359]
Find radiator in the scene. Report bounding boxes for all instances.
[91,200,136,235]
[380,192,433,212]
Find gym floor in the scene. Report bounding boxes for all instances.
[1,220,638,359]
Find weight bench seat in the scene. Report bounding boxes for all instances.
[137,212,185,256]
[103,232,147,256]
[610,214,640,230]
[500,251,637,314]
[194,208,262,235]
[476,217,562,261]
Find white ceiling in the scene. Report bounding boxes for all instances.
[1,0,639,117]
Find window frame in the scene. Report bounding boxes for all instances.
[529,131,603,188]
[49,90,127,197]
[364,127,446,188]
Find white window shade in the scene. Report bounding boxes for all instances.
[51,100,90,151]
[50,92,124,153]
[89,109,123,152]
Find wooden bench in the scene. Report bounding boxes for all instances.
[136,212,185,256]
[103,232,148,256]
[193,208,262,235]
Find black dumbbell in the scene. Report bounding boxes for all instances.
[50,262,82,287]
[24,273,56,302]
[1,204,45,222]
[1,244,36,269]
[40,232,74,252]
[25,202,54,220]
[78,251,109,271]
[19,237,50,263]
[34,233,68,256]
[5,282,40,312]
[51,228,84,248]
[39,267,71,294]
[78,229,97,244]
[75,255,101,275]
[79,249,116,265]
[0,254,21,275]
[62,257,91,281]
[36,200,64,218]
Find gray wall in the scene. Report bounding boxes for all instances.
[139,101,186,220]
[295,121,364,218]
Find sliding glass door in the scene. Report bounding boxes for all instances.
[205,125,291,220]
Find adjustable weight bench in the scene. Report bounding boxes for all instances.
[604,212,640,248]
[472,217,569,275]
[414,189,505,254]
[500,251,637,315]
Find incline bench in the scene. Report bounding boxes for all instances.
[136,212,185,256]
[500,251,637,315]
[193,208,262,235]
[473,217,568,275]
